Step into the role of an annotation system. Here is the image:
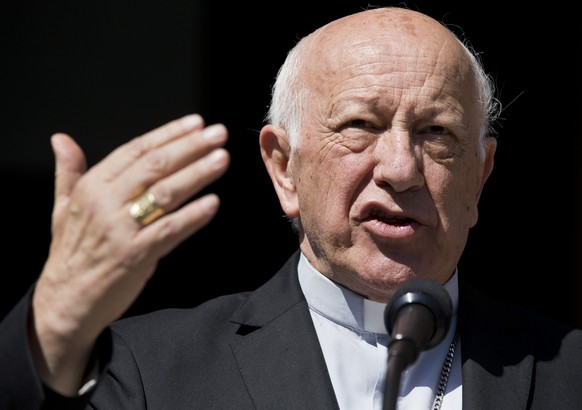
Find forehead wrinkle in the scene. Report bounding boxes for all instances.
[321,42,455,91]
[325,65,467,121]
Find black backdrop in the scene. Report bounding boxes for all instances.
[1,1,580,328]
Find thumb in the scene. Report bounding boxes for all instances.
[50,133,87,217]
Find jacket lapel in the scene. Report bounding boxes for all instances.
[229,251,340,410]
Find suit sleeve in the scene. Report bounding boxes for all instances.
[0,284,108,410]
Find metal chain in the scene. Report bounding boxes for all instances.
[432,329,460,410]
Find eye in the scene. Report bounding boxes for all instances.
[345,119,374,130]
[419,125,450,137]
[417,125,461,161]
[335,119,378,153]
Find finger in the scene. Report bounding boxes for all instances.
[91,114,206,181]
[120,123,228,202]
[50,133,87,221]
[143,147,230,214]
[136,193,222,261]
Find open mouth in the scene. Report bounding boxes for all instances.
[366,208,416,226]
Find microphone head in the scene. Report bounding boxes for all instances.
[384,278,453,349]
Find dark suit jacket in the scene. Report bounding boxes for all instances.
[2,250,582,409]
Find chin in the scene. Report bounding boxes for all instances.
[355,261,416,288]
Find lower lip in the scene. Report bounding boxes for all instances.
[361,219,418,240]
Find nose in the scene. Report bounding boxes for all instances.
[372,131,424,192]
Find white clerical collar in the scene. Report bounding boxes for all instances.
[297,252,459,335]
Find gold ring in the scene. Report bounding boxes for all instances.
[129,191,165,226]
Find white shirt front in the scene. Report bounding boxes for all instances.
[297,253,462,410]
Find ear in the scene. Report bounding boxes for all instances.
[259,124,299,218]
[476,136,497,201]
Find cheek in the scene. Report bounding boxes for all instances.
[298,159,343,209]
[429,164,482,230]
[295,151,369,221]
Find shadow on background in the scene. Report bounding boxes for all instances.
[1,1,580,328]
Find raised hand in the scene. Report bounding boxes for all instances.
[29,114,230,395]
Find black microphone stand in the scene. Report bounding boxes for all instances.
[382,305,431,410]
[382,346,409,410]
[382,279,452,410]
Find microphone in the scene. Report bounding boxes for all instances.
[382,278,453,410]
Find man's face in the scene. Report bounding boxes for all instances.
[286,23,496,302]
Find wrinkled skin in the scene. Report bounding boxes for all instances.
[260,8,496,303]
[31,115,230,394]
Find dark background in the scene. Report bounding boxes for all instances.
[1,1,580,328]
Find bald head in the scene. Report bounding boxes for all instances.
[306,7,456,51]
[267,7,499,149]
